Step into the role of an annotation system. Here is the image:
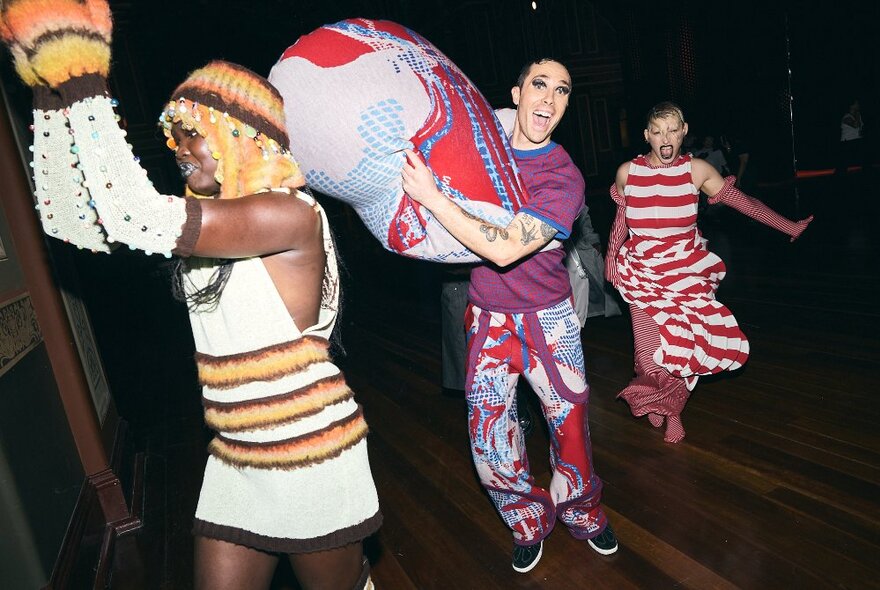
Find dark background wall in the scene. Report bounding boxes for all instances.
[86,0,877,238]
[102,0,880,181]
[608,0,879,178]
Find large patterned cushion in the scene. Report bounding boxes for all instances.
[269,18,525,262]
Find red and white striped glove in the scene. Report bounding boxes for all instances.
[708,176,813,241]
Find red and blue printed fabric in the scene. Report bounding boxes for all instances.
[269,18,526,262]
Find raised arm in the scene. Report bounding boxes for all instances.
[692,158,813,241]
[401,149,557,267]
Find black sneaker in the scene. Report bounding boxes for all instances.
[587,524,619,555]
[512,541,543,573]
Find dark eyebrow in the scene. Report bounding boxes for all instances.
[532,74,572,89]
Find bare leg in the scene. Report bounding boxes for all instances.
[194,536,279,590]
[287,542,366,590]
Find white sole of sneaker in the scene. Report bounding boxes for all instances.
[587,538,619,556]
[512,542,543,573]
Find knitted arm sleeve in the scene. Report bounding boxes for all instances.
[605,184,629,286]
[64,92,199,257]
[31,86,111,252]
[1,0,200,257]
[708,176,813,241]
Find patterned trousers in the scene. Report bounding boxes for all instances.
[464,299,607,546]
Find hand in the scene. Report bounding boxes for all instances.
[790,215,814,242]
[0,0,112,89]
[604,253,621,287]
[401,148,444,208]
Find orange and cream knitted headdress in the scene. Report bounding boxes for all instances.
[160,61,304,199]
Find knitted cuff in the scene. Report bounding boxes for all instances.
[31,107,110,252]
[32,86,63,111]
[55,73,110,106]
[66,94,187,256]
[171,197,203,258]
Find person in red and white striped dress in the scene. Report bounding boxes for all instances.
[605,102,813,443]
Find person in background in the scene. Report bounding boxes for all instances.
[692,134,728,174]
[836,98,867,178]
[606,101,813,444]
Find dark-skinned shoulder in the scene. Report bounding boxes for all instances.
[193,190,321,259]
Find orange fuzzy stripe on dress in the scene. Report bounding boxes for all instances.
[195,336,330,389]
[203,374,354,433]
[208,407,369,469]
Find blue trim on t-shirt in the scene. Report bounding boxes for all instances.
[512,141,557,160]
[520,206,571,240]
[513,141,568,239]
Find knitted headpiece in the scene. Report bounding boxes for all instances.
[160,60,304,199]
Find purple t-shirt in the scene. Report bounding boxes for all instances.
[469,142,585,313]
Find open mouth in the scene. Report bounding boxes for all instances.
[659,145,674,160]
[532,110,552,129]
[178,162,197,179]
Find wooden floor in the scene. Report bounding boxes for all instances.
[103,173,879,589]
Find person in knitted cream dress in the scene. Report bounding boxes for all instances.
[606,101,813,444]
[0,2,380,588]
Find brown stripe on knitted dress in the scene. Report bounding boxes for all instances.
[203,373,354,433]
[207,405,369,469]
[195,335,330,389]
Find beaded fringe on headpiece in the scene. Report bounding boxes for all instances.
[159,60,304,199]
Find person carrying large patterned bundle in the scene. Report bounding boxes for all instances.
[401,57,618,575]
[269,18,528,262]
[605,101,813,444]
[0,2,380,588]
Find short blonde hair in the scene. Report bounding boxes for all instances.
[646,101,685,128]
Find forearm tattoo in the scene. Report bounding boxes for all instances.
[461,208,509,242]
[519,217,539,245]
[518,215,556,245]
[459,209,555,245]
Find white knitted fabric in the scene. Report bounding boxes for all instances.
[188,192,380,551]
[66,95,187,257]
[31,107,110,252]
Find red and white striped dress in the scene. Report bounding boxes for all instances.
[613,154,750,386]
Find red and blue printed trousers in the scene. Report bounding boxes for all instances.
[464,299,607,546]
